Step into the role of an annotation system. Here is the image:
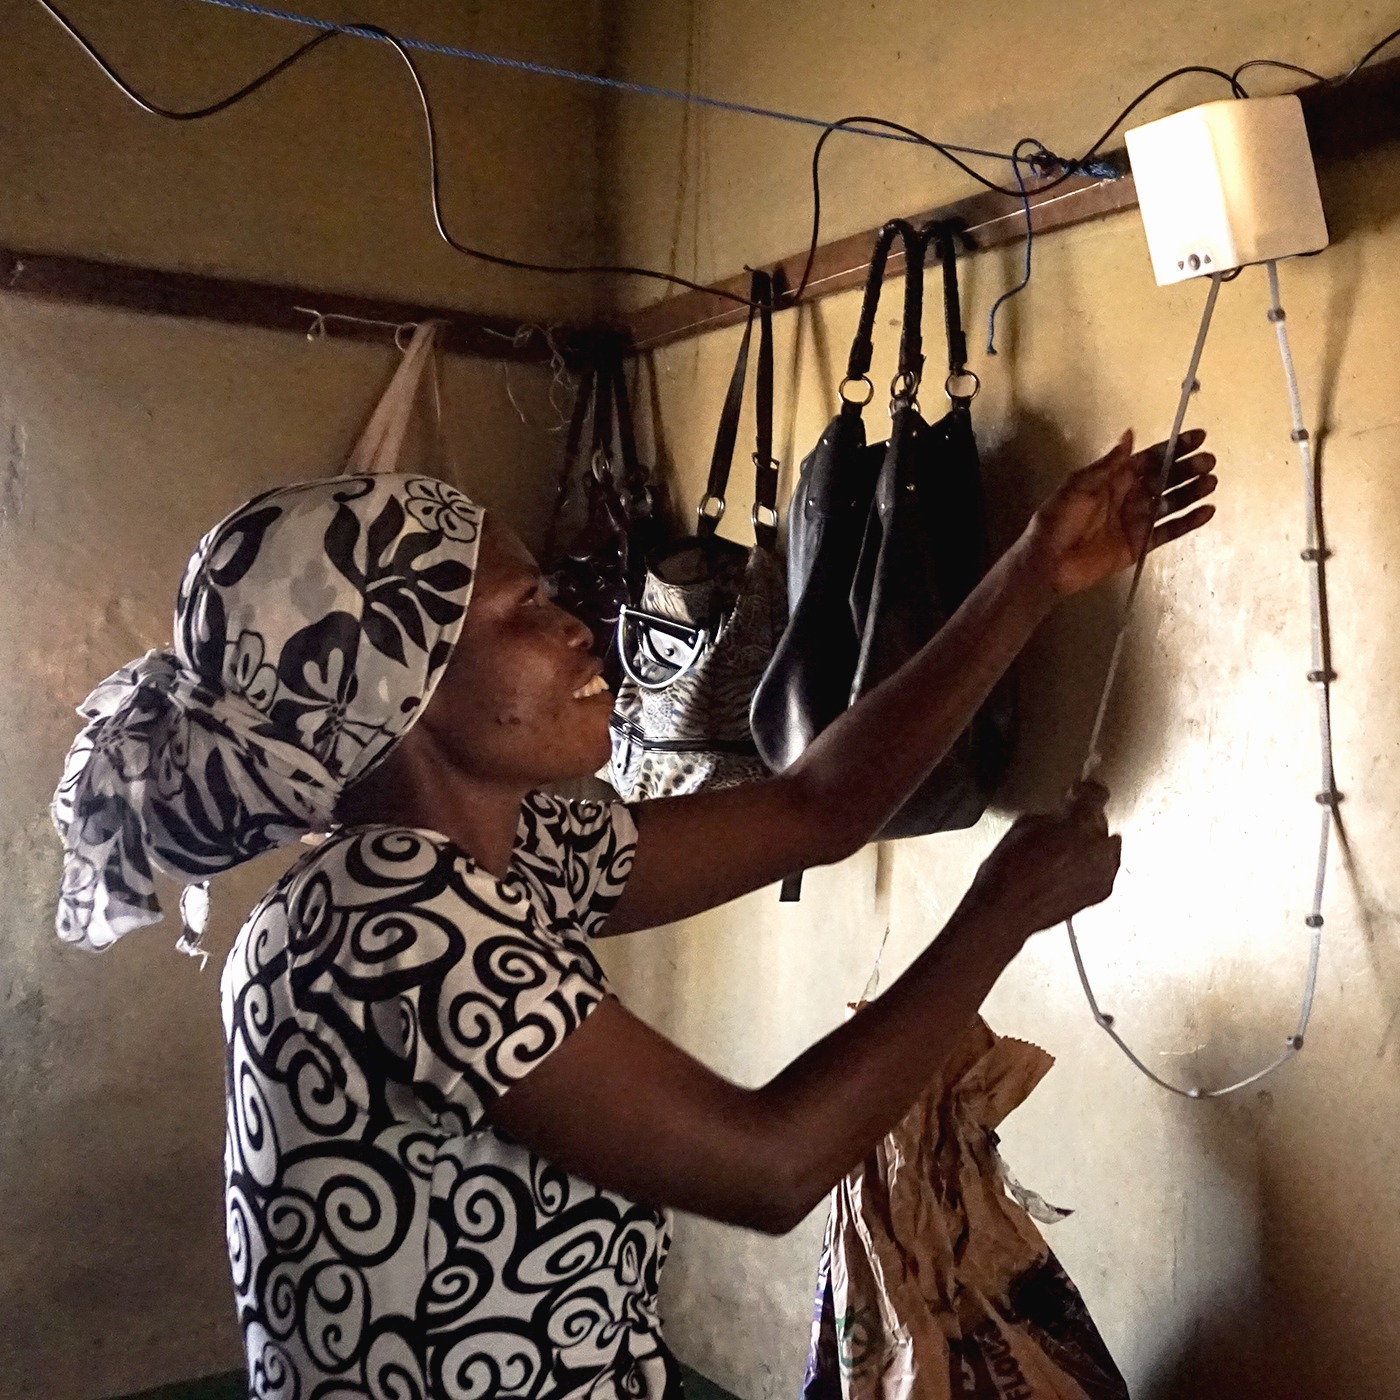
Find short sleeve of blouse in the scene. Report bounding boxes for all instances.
[516,792,638,940]
[283,826,612,1127]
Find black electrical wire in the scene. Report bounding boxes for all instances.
[1232,58,1327,87]
[1339,22,1400,78]
[1233,22,1400,88]
[353,24,768,303]
[37,0,339,118]
[793,66,1246,302]
[30,0,1400,316]
[33,1,765,304]
[25,0,1254,311]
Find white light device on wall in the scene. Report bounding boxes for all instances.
[1067,94,1338,1100]
[1125,94,1329,284]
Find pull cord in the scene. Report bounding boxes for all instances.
[1065,261,1330,1099]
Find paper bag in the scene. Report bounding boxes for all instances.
[801,1018,1129,1400]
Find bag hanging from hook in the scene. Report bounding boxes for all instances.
[606,271,788,802]
[545,342,660,674]
[752,219,1017,850]
[343,320,456,482]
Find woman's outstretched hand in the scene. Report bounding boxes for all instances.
[1022,428,1218,597]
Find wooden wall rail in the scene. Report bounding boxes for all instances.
[618,53,1400,353]
[0,248,592,364]
[619,172,1137,351]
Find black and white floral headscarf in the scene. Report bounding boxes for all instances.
[52,473,483,953]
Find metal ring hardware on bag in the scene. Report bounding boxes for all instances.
[839,375,876,406]
[752,501,780,536]
[696,494,727,528]
[890,368,922,402]
[945,368,981,405]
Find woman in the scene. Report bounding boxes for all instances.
[53,428,1214,1398]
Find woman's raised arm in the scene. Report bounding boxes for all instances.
[605,429,1213,937]
[491,785,1119,1233]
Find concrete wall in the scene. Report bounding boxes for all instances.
[595,4,1400,1398]
[0,3,604,1395]
[10,3,1400,1398]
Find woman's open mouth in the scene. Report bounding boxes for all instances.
[571,674,611,701]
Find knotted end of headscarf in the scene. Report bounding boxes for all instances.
[52,650,341,951]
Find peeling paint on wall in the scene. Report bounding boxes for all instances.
[1,419,24,525]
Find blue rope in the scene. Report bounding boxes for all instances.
[984,146,1127,353]
[985,142,1038,355]
[183,0,1015,162]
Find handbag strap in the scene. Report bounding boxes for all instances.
[591,352,616,476]
[840,220,931,407]
[697,269,779,549]
[929,222,980,409]
[544,361,599,564]
[344,319,450,476]
[751,270,779,550]
[605,358,636,485]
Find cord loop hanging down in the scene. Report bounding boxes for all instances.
[1066,260,1331,1100]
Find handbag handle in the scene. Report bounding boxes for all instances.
[590,350,616,481]
[544,338,644,561]
[929,222,981,408]
[615,604,710,691]
[840,220,932,407]
[344,319,449,476]
[696,269,779,550]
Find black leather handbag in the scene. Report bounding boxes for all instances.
[545,344,659,675]
[752,219,1016,843]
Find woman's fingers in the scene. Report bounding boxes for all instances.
[1137,428,1208,472]
[1125,470,1218,525]
[1123,447,1213,501]
[1099,433,1210,507]
[1090,426,1217,553]
[1148,503,1217,551]
[1160,473,1219,515]
[1162,451,1215,484]
[1084,429,1209,489]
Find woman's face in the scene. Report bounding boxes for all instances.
[419,517,614,786]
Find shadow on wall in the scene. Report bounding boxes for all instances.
[977,407,1183,816]
[1137,1086,1272,1400]
[1305,183,1400,1065]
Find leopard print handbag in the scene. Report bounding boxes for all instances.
[606,272,786,802]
